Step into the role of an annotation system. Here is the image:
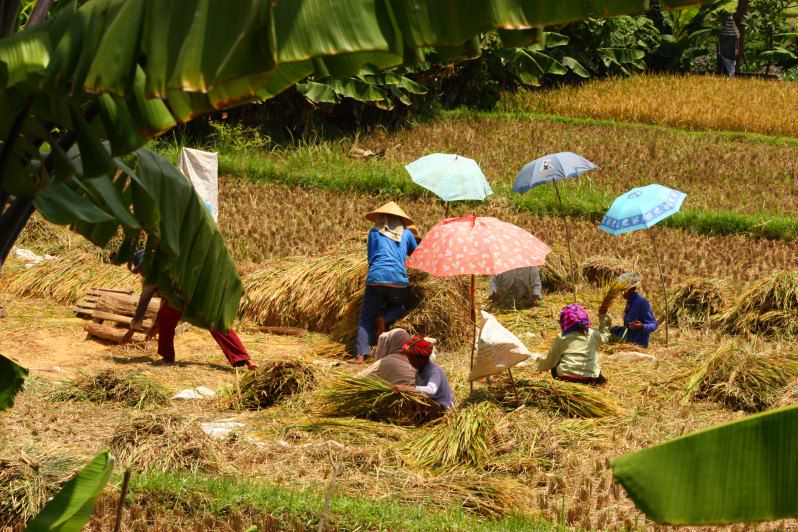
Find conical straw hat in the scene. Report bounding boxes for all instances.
[365,201,414,225]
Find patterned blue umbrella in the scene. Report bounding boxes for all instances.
[405,153,493,202]
[598,184,688,346]
[599,184,687,235]
[512,152,597,193]
[512,152,597,303]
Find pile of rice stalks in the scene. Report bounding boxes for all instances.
[243,252,470,347]
[0,456,68,527]
[107,412,222,472]
[774,381,798,409]
[413,473,532,517]
[405,401,513,470]
[50,369,169,408]
[319,374,444,426]
[682,343,798,412]
[666,278,728,327]
[714,270,798,337]
[581,256,632,286]
[0,249,136,305]
[493,377,624,418]
[226,361,314,411]
[600,275,635,311]
[539,251,573,292]
[302,341,349,360]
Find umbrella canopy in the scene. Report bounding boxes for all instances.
[599,184,687,236]
[405,216,551,277]
[513,152,597,194]
[405,153,493,202]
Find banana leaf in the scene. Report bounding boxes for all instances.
[612,406,798,525]
[0,354,28,411]
[25,452,115,532]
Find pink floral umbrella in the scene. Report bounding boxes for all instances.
[406,215,551,388]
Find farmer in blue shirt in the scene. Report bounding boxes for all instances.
[354,202,419,363]
[610,273,659,348]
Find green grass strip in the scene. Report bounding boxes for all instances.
[453,108,798,148]
[155,143,798,241]
[127,471,555,531]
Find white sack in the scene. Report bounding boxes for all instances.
[469,310,531,381]
[178,147,219,222]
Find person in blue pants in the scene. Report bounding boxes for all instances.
[354,202,419,363]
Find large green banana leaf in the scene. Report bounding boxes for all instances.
[25,452,115,532]
[0,353,28,410]
[612,406,798,525]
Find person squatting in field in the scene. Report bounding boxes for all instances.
[610,273,659,348]
[358,328,417,386]
[392,337,456,410]
[488,265,543,307]
[122,250,259,371]
[536,302,614,385]
[354,201,420,363]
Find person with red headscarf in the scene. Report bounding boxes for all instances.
[392,337,456,410]
[536,301,614,385]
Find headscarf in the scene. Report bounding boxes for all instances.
[374,328,411,361]
[559,303,590,335]
[403,337,434,358]
[374,214,405,243]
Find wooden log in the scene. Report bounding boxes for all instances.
[85,322,145,343]
[253,326,309,337]
[94,292,160,320]
[90,311,154,331]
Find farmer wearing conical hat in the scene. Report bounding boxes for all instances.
[610,273,658,348]
[354,202,419,363]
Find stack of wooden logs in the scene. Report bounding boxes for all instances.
[75,288,160,343]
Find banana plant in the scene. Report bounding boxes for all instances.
[487,32,589,86]
[760,33,798,71]
[0,353,27,410]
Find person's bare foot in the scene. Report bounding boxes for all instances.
[246,361,259,371]
[352,354,366,364]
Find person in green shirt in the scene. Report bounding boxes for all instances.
[536,301,614,385]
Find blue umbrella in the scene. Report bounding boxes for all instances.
[405,153,493,204]
[513,152,598,302]
[512,151,597,193]
[599,184,688,346]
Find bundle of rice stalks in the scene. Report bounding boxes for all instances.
[774,380,798,408]
[600,275,635,311]
[405,401,513,470]
[539,251,573,292]
[319,374,444,426]
[0,249,136,305]
[0,456,67,527]
[302,341,349,360]
[242,252,471,347]
[581,256,632,286]
[682,343,798,412]
[50,369,169,408]
[226,361,314,411]
[107,412,222,472]
[714,270,798,337]
[493,377,624,418]
[666,278,728,327]
[415,473,532,517]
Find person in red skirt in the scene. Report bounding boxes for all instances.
[121,251,258,371]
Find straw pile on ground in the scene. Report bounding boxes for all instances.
[539,251,573,292]
[417,473,532,517]
[243,252,470,347]
[107,412,222,472]
[493,377,624,418]
[682,343,798,412]
[405,401,513,470]
[227,361,314,410]
[0,249,136,305]
[320,374,444,426]
[774,381,798,408]
[666,278,727,327]
[0,457,65,527]
[581,256,632,286]
[50,370,169,408]
[714,270,798,337]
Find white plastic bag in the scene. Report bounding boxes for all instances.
[469,310,531,381]
[178,147,219,222]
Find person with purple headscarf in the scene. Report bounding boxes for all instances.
[536,300,615,385]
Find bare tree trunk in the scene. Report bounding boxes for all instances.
[734,0,751,68]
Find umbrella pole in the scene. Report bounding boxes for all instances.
[507,368,520,406]
[552,179,578,303]
[649,228,669,347]
[469,274,476,394]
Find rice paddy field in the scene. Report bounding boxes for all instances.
[2,74,798,531]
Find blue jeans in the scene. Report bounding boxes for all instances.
[355,285,409,356]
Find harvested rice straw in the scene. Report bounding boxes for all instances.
[493,377,624,418]
[49,369,169,408]
[107,412,222,472]
[666,278,728,327]
[224,361,314,411]
[320,373,444,426]
[681,343,798,412]
[581,256,632,286]
[302,341,350,360]
[774,381,798,409]
[539,250,573,292]
[405,401,512,469]
[407,472,532,516]
[0,249,136,305]
[714,270,798,337]
[0,455,73,527]
[600,275,634,311]
[288,417,411,441]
